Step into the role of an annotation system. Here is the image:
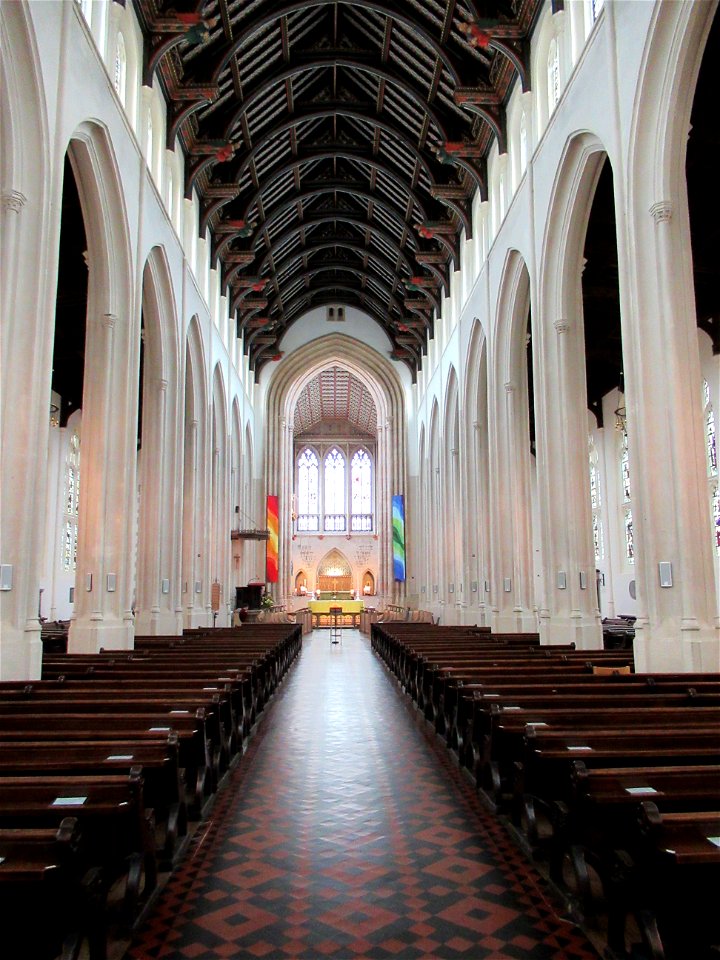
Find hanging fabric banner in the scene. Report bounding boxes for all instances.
[392,494,406,581]
[266,495,279,583]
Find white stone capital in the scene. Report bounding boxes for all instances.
[504,382,515,393]
[102,313,118,329]
[2,190,27,213]
[554,318,571,334]
[650,201,672,223]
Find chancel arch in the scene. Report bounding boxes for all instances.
[264,332,407,608]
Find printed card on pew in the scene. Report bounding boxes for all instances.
[708,837,720,848]
[52,796,87,806]
[625,786,658,795]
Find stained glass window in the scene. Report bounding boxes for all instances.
[703,380,718,557]
[547,38,560,115]
[589,437,603,563]
[62,432,80,572]
[114,32,127,104]
[519,112,528,173]
[351,449,373,531]
[620,426,631,502]
[624,509,634,565]
[324,448,345,530]
[297,448,319,531]
[704,380,717,479]
[708,409,717,477]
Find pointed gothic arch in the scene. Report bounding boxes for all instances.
[491,249,536,631]
[0,1,53,675]
[135,245,181,634]
[181,316,210,627]
[62,121,136,653]
[463,319,491,624]
[264,332,407,606]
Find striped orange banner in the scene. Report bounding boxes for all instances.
[266,495,279,583]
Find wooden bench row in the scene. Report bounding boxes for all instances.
[0,624,302,959]
[371,622,720,960]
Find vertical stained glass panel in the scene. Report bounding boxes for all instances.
[706,409,717,477]
[324,448,345,516]
[392,494,406,582]
[624,509,634,564]
[621,428,631,502]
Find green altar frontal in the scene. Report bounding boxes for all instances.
[308,599,364,628]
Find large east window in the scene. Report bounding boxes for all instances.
[295,444,374,534]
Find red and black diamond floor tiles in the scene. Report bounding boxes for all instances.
[128,631,598,960]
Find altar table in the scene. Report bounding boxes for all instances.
[308,599,364,628]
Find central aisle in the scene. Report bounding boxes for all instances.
[129,631,598,960]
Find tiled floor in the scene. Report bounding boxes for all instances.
[128,630,599,960]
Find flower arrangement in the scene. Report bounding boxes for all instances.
[260,592,274,609]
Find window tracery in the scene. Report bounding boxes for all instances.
[703,379,718,557]
[324,448,346,531]
[297,448,319,531]
[547,38,560,116]
[589,436,604,563]
[114,32,127,105]
[619,419,634,565]
[351,449,372,531]
[62,432,80,572]
[295,444,374,535]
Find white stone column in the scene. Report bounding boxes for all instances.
[223,431,233,623]
[0,190,44,677]
[277,417,293,605]
[136,376,172,634]
[624,199,719,670]
[448,447,462,623]
[538,319,602,648]
[471,420,491,626]
[182,418,199,626]
[69,310,135,652]
[493,381,536,630]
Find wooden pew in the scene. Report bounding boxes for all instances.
[0,710,212,817]
[0,769,156,929]
[0,817,107,960]
[0,735,187,865]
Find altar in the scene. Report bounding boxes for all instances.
[308,599,364,629]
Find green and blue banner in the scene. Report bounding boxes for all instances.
[392,494,406,581]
